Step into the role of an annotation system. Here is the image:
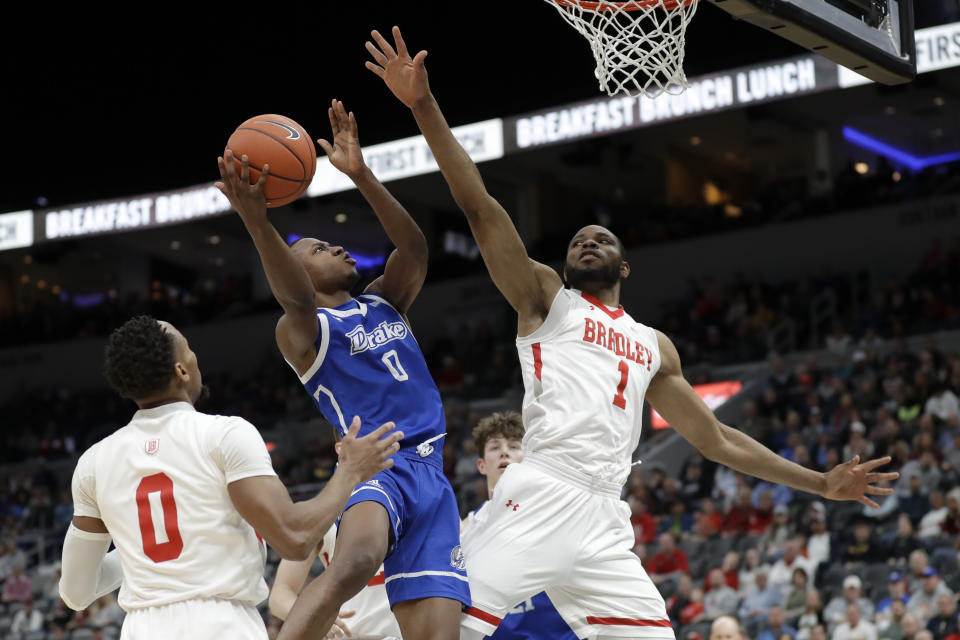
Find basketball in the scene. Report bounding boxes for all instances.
[225,114,317,207]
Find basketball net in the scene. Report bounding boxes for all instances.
[546,0,699,97]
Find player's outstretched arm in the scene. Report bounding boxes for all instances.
[229,418,403,560]
[646,330,899,507]
[318,98,428,314]
[366,27,561,333]
[215,152,319,367]
[269,552,314,620]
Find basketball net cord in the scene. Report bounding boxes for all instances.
[545,0,699,97]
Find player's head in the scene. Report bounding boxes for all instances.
[288,237,360,294]
[103,316,204,407]
[710,615,743,640]
[563,225,629,291]
[473,411,525,494]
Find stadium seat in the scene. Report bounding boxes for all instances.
[864,563,894,596]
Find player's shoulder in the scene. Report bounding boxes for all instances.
[197,412,260,441]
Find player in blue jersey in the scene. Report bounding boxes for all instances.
[462,411,580,640]
[216,99,467,640]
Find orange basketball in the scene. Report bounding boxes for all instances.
[225,114,316,208]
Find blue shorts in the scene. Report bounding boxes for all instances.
[341,448,471,608]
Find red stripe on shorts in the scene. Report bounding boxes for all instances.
[464,606,503,626]
[532,343,543,380]
[367,572,385,587]
[586,617,672,627]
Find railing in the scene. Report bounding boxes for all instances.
[809,288,838,349]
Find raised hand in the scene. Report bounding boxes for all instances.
[822,455,899,508]
[365,26,430,109]
[317,99,365,179]
[336,416,404,484]
[215,150,270,221]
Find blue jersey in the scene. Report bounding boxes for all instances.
[297,293,445,448]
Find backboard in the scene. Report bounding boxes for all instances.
[707,0,916,84]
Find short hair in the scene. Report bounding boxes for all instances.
[473,411,524,454]
[103,316,176,400]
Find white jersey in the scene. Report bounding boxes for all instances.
[70,402,276,611]
[516,287,662,487]
[318,525,401,639]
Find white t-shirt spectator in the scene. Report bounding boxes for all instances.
[918,507,948,539]
[832,619,878,640]
[924,390,960,421]
[11,606,44,632]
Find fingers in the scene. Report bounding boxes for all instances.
[339,611,355,618]
[865,471,899,483]
[239,154,250,185]
[365,40,388,67]
[413,49,428,69]
[846,455,860,467]
[858,456,893,472]
[333,100,349,129]
[371,29,396,60]
[380,432,403,453]
[216,156,228,181]
[858,496,880,509]
[222,149,237,179]
[864,485,894,495]
[369,421,397,440]
[345,415,361,439]
[392,25,408,58]
[328,105,339,135]
[365,60,385,78]
[317,139,334,157]
[347,111,358,136]
[256,163,270,191]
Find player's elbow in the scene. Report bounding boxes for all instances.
[269,531,312,562]
[58,582,94,612]
[695,422,736,464]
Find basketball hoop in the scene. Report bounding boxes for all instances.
[546,0,699,97]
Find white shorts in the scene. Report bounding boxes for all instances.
[121,598,266,640]
[340,579,403,638]
[461,459,674,639]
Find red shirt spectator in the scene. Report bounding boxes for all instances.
[722,487,754,536]
[696,497,723,538]
[630,497,657,545]
[748,490,776,535]
[649,533,690,582]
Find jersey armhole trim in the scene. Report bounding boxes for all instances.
[67,523,112,542]
[295,313,330,383]
[645,325,663,378]
[358,292,399,313]
[516,287,570,346]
